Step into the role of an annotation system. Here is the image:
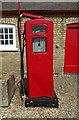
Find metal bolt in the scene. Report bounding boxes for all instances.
[56,44,59,48]
[30,100,33,103]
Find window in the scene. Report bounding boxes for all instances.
[32,37,46,52]
[0,24,18,51]
[32,26,46,33]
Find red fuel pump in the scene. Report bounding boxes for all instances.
[18,12,58,107]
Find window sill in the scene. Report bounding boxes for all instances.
[0,48,18,52]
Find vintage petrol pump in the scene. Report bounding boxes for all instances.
[18,12,58,107]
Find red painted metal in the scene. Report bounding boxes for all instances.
[25,19,54,98]
[0,10,79,14]
[22,12,44,19]
[64,23,79,73]
[18,0,20,14]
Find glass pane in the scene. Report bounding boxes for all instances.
[0,35,4,39]
[1,40,4,45]
[32,26,46,33]
[9,35,13,39]
[5,28,8,33]
[9,28,13,33]
[33,37,46,52]
[0,28,3,33]
[5,35,8,39]
[5,40,8,45]
[10,40,13,45]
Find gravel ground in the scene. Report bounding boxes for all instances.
[0,74,78,119]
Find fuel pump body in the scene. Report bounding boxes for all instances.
[25,19,54,98]
[24,19,58,107]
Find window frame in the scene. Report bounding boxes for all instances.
[0,24,18,51]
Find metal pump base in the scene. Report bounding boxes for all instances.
[25,91,58,107]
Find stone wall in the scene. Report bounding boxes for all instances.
[0,74,15,106]
[0,13,79,79]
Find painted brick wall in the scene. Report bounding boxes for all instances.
[0,13,79,78]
